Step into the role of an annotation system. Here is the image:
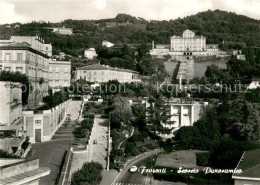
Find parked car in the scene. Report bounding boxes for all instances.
[129,166,138,173]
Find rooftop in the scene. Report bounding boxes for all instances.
[233,149,260,179]
[76,64,139,74]
[0,43,50,59]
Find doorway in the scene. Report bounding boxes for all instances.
[35,129,41,142]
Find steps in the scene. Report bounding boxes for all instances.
[51,101,82,141]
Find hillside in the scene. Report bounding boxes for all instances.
[0,10,260,55]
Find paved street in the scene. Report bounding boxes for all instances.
[70,114,109,175]
[28,140,70,185]
[89,115,108,168]
[111,149,161,185]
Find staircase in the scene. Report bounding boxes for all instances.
[51,101,82,140]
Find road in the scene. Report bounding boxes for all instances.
[117,127,135,149]
[111,149,161,185]
[28,140,70,185]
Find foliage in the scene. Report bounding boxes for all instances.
[42,91,69,109]
[73,118,94,138]
[246,88,260,103]
[137,58,167,82]
[174,126,202,149]
[124,142,139,156]
[196,152,211,166]
[71,162,103,185]
[0,149,19,158]
[0,71,30,105]
[109,96,133,129]
[194,107,220,141]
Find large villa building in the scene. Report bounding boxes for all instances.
[170,30,206,54]
[150,29,218,56]
[75,64,141,83]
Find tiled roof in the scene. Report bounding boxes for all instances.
[233,149,260,178]
[76,64,139,74]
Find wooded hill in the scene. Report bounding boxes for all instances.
[1,9,260,55]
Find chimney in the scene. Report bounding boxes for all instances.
[152,40,154,50]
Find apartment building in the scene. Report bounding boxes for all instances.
[75,64,141,83]
[48,60,71,91]
[0,36,51,106]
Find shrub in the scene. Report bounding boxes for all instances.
[71,162,103,185]
[0,149,19,158]
[196,152,211,166]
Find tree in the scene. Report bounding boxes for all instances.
[174,126,201,148]
[124,142,138,156]
[109,96,133,129]
[194,107,220,140]
[71,162,103,185]
[137,58,167,82]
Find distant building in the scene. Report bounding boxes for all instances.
[150,30,216,57]
[232,149,260,185]
[102,40,114,48]
[237,54,246,60]
[0,158,50,185]
[0,37,50,106]
[75,64,141,83]
[206,44,219,52]
[48,60,71,91]
[170,30,206,54]
[84,48,98,59]
[51,26,73,35]
[247,77,260,89]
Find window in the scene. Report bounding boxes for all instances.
[35,120,41,125]
[17,53,23,60]
[46,47,48,50]
[5,53,11,60]
[16,67,23,73]
[4,67,11,71]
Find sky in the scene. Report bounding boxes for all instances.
[0,0,260,24]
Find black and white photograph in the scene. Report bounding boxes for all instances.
[0,0,260,185]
